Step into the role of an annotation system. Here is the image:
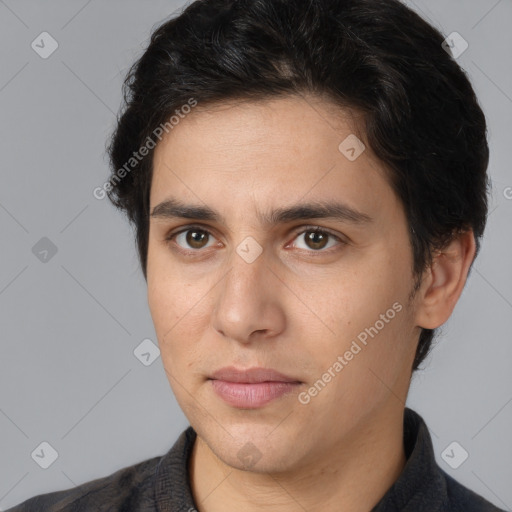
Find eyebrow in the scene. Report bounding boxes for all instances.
[150,198,373,226]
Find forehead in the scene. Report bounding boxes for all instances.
[150,95,395,223]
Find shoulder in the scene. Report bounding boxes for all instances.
[374,408,506,512]
[442,469,506,512]
[6,454,162,512]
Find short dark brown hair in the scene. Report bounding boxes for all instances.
[105,0,490,371]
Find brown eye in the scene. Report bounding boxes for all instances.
[304,230,329,250]
[171,228,215,250]
[186,229,209,248]
[292,228,342,252]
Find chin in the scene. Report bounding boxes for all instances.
[220,442,299,475]
[204,420,305,474]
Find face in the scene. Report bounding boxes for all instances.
[147,94,421,473]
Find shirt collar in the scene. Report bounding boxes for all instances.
[372,407,447,511]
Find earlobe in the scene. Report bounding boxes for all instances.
[414,230,476,330]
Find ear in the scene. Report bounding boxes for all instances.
[414,230,477,330]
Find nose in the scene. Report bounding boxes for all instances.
[211,247,286,344]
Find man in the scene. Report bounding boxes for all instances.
[8,0,504,510]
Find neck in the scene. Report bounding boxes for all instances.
[189,401,407,512]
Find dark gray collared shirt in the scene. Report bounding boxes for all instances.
[6,408,505,511]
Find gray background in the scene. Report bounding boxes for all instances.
[0,0,510,510]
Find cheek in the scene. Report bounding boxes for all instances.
[147,246,195,332]
[318,263,403,336]
[147,266,213,370]
[302,247,414,383]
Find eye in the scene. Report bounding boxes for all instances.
[167,226,218,251]
[165,225,345,254]
[290,227,344,252]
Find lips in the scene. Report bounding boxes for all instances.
[209,366,301,384]
[209,366,302,408]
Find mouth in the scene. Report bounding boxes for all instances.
[208,366,303,409]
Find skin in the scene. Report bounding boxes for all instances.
[146,93,476,512]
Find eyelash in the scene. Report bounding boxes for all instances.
[164,224,346,256]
